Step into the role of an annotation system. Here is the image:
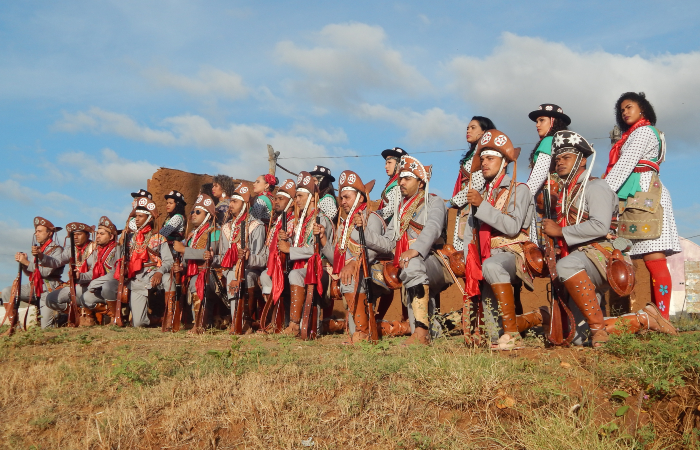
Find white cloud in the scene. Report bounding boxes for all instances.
[449,33,700,147]
[58,148,159,188]
[355,103,464,144]
[0,221,35,287]
[418,14,430,25]
[144,66,249,100]
[275,22,432,108]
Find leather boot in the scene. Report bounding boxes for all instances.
[106,300,118,322]
[491,283,518,335]
[392,320,411,336]
[190,293,204,333]
[79,307,97,327]
[563,271,608,346]
[606,303,678,335]
[282,285,305,336]
[321,318,346,334]
[93,303,109,325]
[241,287,255,334]
[403,285,430,345]
[351,293,370,344]
[516,306,549,333]
[378,320,392,336]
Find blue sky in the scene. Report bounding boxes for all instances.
[1,1,699,286]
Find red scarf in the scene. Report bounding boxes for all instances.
[186,222,212,277]
[333,203,367,275]
[267,211,293,303]
[31,239,53,298]
[221,213,247,269]
[379,174,399,209]
[464,172,507,298]
[393,194,421,267]
[128,224,152,278]
[604,118,650,177]
[92,241,116,279]
[77,242,92,273]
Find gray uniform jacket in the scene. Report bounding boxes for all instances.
[215,219,267,271]
[26,243,65,283]
[362,193,447,259]
[289,214,335,262]
[462,175,535,254]
[321,210,387,265]
[561,178,617,246]
[40,243,97,286]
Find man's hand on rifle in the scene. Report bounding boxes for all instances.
[73,266,81,279]
[352,212,367,228]
[466,189,483,207]
[278,239,290,254]
[15,252,29,266]
[150,272,163,288]
[278,230,289,241]
[241,248,250,259]
[172,262,182,274]
[313,223,327,247]
[541,219,563,237]
[340,260,358,285]
[203,250,212,261]
[172,241,186,254]
[398,249,419,269]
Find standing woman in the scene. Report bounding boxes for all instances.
[447,116,494,250]
[604,92,681,319]
[251,174,278,225]
[211,174,236,226]
[525,104,570,244]
[377,147,408,224]
[160,190,187,242]
[310,165,339,223]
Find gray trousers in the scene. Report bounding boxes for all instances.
[2,281,61,328]
[556,251,609,345]
[260,271,272,294]
[81,278,119,309]
[45,284,88,312]
[399,254,451,337]
[288,267,329,292]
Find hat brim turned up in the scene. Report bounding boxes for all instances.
[380,148,407,160]
[309,170,335,183]
[528,109,571,126]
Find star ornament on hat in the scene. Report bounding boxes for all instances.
[551,131,594,158]
[381,147,408,160]
[134,197,159,219]
[98,216,120,236]
[399,156,431,183]
[194,194,216,217]
[277,179,297,200]
[33,216,62,232]
[130,189,153,200]
[471,129,521,173]
[309,165,335,182]
[528,103,571,126]
[296,171,318,195]
[231,183,252,204]
[65,222,95,234]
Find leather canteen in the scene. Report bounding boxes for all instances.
[522,241,547,277]
[382,261,402,290]
[607,249,635,297]
[330,278,342,301]
[439,245,466,278]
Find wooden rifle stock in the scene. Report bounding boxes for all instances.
[193,220,215,334]
[357,222,379,343]
[2,263,23,336]
[542,179,575,346]
[66,231,80,327]
[300,211,320,340]
[114,228,130,327]
[162,247,182,332]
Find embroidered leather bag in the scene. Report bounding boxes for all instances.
[617,172,663,240]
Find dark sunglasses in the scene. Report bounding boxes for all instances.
[190,209,205,216]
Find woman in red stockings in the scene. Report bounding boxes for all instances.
[604,92,681,319]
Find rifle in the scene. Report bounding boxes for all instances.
[193,218,215,334]
[230,219,246,334]
[66,229,80,327]
[162,248,182,332]
[542,176,575,346]
[357,215,379,343]
[113,224,131,327]
[300,204,321,340]
[2,263,23,336]
[259,211,288,333]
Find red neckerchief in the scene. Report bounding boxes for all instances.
[393,194,421,267]
[31,238,53,297]
[221,212,248,269]
[292,208,318,270]
[452,165,471,197]
[333,203,367,275]
[267,210,294,303]
[92,241,116,279]
[555,168,586,257]
[128,224,152,278]
[77,241,94,273]
[604,118,650,177]
[379,174,399,209]
[463,172,506,298]
[185,222,212,277]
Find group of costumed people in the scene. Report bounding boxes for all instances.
[1,91,681,349]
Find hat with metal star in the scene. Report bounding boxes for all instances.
[471,129,521,172]
[398,155,432,183]
[309,165,335,183]
[98,216,120,236]
[164,190,187,206]
[134,197,159,218]
[296,171,319,194]
[551,131,594,158]
[65,222,95,234]
[130,188,153,200]
[381,147,408,160]
[528,103,571,126]
[33,217,62,233]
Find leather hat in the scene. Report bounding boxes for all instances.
[164,190,187,206]
[528,103,571,126]
[471,129,521,172]
[65,222,95,234]
[33,216,62,232]
[134,197,159,219]
[97,216,120,236]
[338,170,375,199]
[381,147,408,160]
[309,165,335,182]
[277,179,297,199]
[551,131,594,158]
[398,155,432,183]
[296,171,318,194]
[231,183,252,204]
[131,189,153,199]
[193,194,216,217]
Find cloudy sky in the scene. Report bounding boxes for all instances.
[1,1,699,286]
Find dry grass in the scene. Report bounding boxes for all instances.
[0,326,698,449]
